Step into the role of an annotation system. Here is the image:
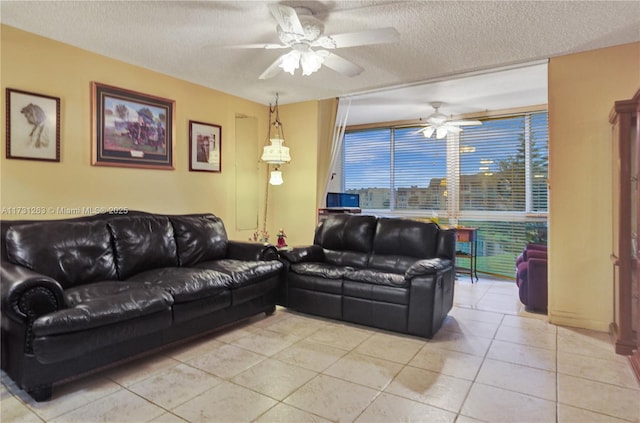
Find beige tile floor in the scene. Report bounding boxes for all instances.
[2,277,639,423]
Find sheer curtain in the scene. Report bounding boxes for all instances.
[318,97,351,208]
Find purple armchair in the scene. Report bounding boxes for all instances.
[515,244,548,312]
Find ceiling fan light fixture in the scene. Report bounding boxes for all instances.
[280,50,301,75]
[436,126,449,139]
[300,50,327,75]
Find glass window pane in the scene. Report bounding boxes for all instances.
[344,129,391,209]
[394,128,447,210]
[459,117,526,211]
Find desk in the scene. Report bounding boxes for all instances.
[455,227,478,282]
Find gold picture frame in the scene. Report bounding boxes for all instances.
[91,82,175,169]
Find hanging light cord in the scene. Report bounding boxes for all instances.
[263,160,270,235]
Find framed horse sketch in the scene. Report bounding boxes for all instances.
[6,88,60,162]
[91,82,175,169]
[189,120,222,172]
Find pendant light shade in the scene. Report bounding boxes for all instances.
[269,169,284,185]
[262,94,291,165]
[261,138,290,164]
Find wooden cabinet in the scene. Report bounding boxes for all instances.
[609,89,640,382]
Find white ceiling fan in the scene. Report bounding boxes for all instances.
[230,4,400,79]
[416,102,482,139]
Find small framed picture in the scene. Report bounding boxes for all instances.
[91,82,175,170]
[6,88,61,162]
[189,120,221,172]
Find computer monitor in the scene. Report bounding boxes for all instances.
[326,192,360,208]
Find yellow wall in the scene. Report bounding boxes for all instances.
[265,101,320,247]
[0,25,278,241]
[548,42,640,330]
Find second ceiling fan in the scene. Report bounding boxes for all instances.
[231,4,400,79]
[416,102,482,139]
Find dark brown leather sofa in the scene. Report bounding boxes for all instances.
[279,214,457,338]
[1,211,283,401]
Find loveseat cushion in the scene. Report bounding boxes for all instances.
[126,267,232,302]
[373,218,439,259]
[195,259,283,288]
[108,216,178,279]
[290,262,353,279]
[5,221,118,289]
[170,215,228,266]
[315,214,377,254]
[344,269,408,287]
[368,254,420,274]
[32,281,173,336]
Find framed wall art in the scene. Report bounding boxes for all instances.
[91,82,175,169]
[6,88,60,162]
[189,120,221,172]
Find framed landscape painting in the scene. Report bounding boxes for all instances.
[6,88,60,162]
[91,82,175,169]
[189,120,221,172]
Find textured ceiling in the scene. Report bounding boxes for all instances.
[2,1,639,124]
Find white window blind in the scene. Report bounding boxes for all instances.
[342,110,548,278]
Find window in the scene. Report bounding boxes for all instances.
[342,110,548,277]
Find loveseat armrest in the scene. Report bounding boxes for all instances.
[1,261,65,324]
[437,229,457,260]
[279,245,324,264]
[405,258,453,279]
[227,240,279,261]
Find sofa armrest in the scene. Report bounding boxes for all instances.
[227,240,279,261]
[1,261,65,324]
[405,258,453,279]
[279,245,324,264]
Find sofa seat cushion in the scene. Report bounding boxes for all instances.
[32,282,173,337]
[195,259,283,288]
[290,262,354,280]
[126,268,232,302]
[344,269,408,287]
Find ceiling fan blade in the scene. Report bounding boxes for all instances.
[447,120,482,126]
[226,43,288,49]
[269,4,304,35]
[422,126,436,138]
[313,27,399,49]
[413,127,427,135]
[444,125,463,133]
[322,53,364,77]
[258,55,284,80]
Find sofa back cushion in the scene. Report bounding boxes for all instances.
[369,218,439,273]
[314,214,376,267]
[108,215,178,279]
[5,220,118,288]
[169,214,228,266]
